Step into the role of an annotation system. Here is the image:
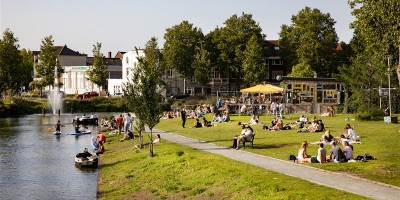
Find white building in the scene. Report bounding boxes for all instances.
[62,66,101,95]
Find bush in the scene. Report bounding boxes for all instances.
[355,107,384,121]
[64,97,128,113]
[0,98,46,117]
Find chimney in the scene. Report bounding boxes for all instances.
[108,52,112,58]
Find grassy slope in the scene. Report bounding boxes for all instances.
[154,113,400,187]
[100,133,367,200]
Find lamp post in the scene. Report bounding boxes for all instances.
[388,57,391,117]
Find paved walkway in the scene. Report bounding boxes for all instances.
[151,129,400,200]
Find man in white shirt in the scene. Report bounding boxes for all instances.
[123,113,132,133]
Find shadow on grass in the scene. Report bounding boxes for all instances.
[252,143,288,149]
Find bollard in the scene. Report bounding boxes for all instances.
[71,108,74,114]
[58,109,61,116]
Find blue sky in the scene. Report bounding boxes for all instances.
[1,0,354,56]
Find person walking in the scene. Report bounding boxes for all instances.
[116,114,123,135]
[181,108,187,128]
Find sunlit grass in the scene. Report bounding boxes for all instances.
[100,133,367,199]
[155,113,400,186]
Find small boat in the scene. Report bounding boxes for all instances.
[69,130,92,135]
[73,117,99,125]
[75,151,98,168]
[53,131,62,135]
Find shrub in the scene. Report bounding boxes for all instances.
[355,106,384,121]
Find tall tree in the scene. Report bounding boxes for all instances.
[123,37,165,156]
[87,42,107,91]
[349,0,400,87]
[193,44,211,94]
[19,49,34,91]
[290,62,314,77]
[36,35,62,88]
[163,21,204,85]
[279,7,338,77]
[210,13,264,89]
[0,29,23,95]
[242,35,267,85]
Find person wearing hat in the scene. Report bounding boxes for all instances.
[76,147,92,158]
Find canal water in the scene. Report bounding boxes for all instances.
[0,114,102,200]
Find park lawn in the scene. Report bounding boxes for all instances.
[155,113,400,187]
[99,133,367,200]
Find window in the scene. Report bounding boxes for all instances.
[274,46,280,51]
[272,59,283,65]
[166,69,173,78]
[126,57,129,64]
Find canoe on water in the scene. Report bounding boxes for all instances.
[53,131,62,135]
[70,130,92,135]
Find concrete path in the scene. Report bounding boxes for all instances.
[151,129,400,200]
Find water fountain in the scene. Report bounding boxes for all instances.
[48,63,62,115]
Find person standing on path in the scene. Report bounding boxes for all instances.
[123,113,132,134]
[116,114,123,135]
[181,109,187,128]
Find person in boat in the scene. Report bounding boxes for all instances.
[76,147,93,158]
[55,120,64,132]
[74,121,81,133]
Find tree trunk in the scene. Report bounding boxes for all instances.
[149,128,154,157]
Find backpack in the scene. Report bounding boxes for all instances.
[337,148,347,163]
[289,155,297,162]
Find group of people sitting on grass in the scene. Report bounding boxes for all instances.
[296,123,360,164]
[296,139,354,164]
[190,112,231,128]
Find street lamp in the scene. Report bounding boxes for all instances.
[388,57,391,117]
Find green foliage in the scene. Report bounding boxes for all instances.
[355,107,384,121]
[87,42,108,89]
[348,0,400,94]
[209,13,264,89]
[19,49,34,89]
[36,35,62,87]
[0,29,25,94]
[193,44,211,89]
[279,7,338,77]
[0,98,46,117]
[64,97,128,113]
[243,35,267,85]
[163,21,204,79]
[124,37,166,156]
[289,62,314,77]
[339,36,386,116]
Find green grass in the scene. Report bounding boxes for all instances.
[154,113,400,187]
[100,133,367,199]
